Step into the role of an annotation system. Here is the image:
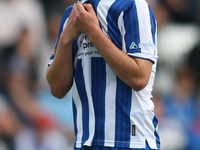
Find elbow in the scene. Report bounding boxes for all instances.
[49,82,72,99]
[50,86,69,99]
[47,80,72,99]
[46,69,72,99]
[129,78,148,91]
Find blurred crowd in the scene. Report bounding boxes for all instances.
[0,0,200,150]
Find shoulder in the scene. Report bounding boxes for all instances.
[120,0,155,22]
[124,0,150,11]
[106,0,150,14]
[59,6,73,30]
[62,6,73,21]
[65,5,73,13]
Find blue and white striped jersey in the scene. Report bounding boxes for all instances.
[49,0,160,149]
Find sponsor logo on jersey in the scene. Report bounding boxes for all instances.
[138,41,155,49]
[77,34,101,58]
[80,34,95,50]
[130,41,155,50]
[129,42,138,49]
[51,49,56,56]
[80,41,82,47]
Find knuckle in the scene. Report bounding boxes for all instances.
[79,10,84,15]
[73,18,77,24]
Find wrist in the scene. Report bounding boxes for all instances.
[59,35,74,47]
[87,26,104,42]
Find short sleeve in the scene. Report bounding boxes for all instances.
[122,0,157,63]
[48,6,73,66]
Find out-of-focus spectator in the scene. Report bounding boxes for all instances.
[185,41,200,150]
[159,0,199,24]
[0,0,47,122]
[2,0,200,150]
[40,0,77,20]
[164,67,198,129]
[0,94,19,150]
[35,2,76,145]
[0,0,45,49]
[0,93,72,150]
[155,66,199,150]
[37,12,63,87]
[40,0,65,18]
[146,0,171,27]
[5,27,55,127]
[187,43,200,92]
[0,0,75,149]
[187,119,200,150]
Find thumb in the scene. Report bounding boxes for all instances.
[83,3,95,13]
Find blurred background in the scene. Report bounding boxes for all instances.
[0,0,200,150]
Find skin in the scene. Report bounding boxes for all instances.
[46,2,153,99]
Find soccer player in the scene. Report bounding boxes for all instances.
[46,0,160,150]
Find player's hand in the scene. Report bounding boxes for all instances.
[72,2,100,39]
[60,9,81,44]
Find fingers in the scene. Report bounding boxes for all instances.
[69,10,73,18]
[73,2,85,14]
[73,2,94,14]
[68,10,75,25]
[83,3,94,13]
[71,2,98,35]
[76,2,85,10]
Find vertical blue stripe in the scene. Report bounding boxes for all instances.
[148,5,156,44]
[124,1,141,53]
[74,59,89,145]
[115,78,132,147]
[84,0,101,14]
[106,1,128,50]
[73,38,79,63]
[74,143,153,150]
[72,0,102,146]
[106,1,135,146]
[153,116,161,147]
[84,0,105,30]
[72,100,78,142]
[91,57,106,142]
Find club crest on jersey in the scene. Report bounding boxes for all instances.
[51,49,56,56]
[80,40,82,47]
[129,42,138,49]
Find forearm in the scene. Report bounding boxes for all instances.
[88,28,152,90]
[8,75,42,119]
[46,38,74,98]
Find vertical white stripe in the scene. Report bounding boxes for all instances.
[80,0,87,3]
[97,0,116,38]
[82,53,95,146]
[104,64,117,147]
[130,91,146,148]
[72,82,83,148]
[74,34,84,69]
[118,11,126,53]
[135,0,154,55]
[152,21,158,74]
[155,21,158,56]
[96,0,117,147]
[63,18,68,30]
